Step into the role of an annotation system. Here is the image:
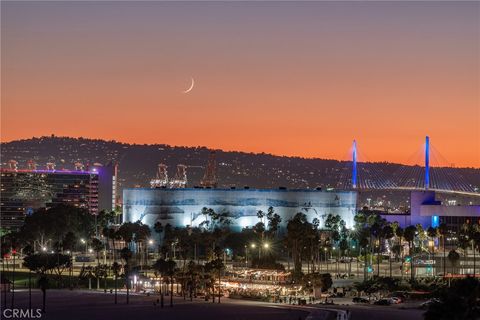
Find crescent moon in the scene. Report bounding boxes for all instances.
[183,77,194,94]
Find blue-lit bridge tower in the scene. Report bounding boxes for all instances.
[352,140,357,189]
[425,135,430,190]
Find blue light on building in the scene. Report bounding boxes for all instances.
[431,215,439,228]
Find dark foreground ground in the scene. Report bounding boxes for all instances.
[1,290,309,320]
[0,290,425,320]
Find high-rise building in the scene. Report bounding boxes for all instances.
[91,161,119,213]
[0,169,100,230]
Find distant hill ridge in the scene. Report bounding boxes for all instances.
[1,136,479,192]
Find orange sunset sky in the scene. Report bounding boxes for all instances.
[1,2,479,167]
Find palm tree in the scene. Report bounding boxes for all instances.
[120,247,132,304]
[403,225,417,282]
[472,228,480,277]
[111,262,121,304]
[427,227,438,275]
[416,224,428,254]
[458,224,471,275]
[103,227,118,264]
[205,257,225,303]
[382,224,395,277]
[447,249,460,274]
[152,258,177,307]
[438,223,448,275]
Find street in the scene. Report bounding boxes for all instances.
[1,290,427,320]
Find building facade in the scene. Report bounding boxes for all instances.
[123,188,358,231]
[0,169,99,230]
[382,190,480,231]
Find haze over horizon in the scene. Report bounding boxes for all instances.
[2,1,479,167]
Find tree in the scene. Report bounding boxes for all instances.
[266,207,282,238]
[382,224,395,277]
[448,249,460,274]
[438,223,449,275]
[152,259,177,307]
[205,257,225,303]
[120,247,132,304]
[286,213,314,278]
[111,262,121,304]
[91,238,104,265]
[97,210,116,231]
[23,253,71,312]
[403,225,417,282]
[425,277,480,320]
[427,227,438,275]
[103,227,119,263]
[18,205,95,253]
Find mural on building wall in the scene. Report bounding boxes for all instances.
[123,188,358,231]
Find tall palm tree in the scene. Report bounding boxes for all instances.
[458,224,471,275]
[112,262,121,304]
[427,227,438,275]
[447,249,460,274]
[472,227,480,277]
[120,247,132,304]
[382,224,395,277]
[403,225,417,282]
[438,223,448,276]
[153,258,177,307]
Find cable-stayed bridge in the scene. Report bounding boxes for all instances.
[335,136,480,197]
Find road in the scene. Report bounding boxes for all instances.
[313,299,426,320]
[2,290,310,320]
[2,290,426,320]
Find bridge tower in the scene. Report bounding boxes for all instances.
[425,136,430,190]
[352,140,357,189]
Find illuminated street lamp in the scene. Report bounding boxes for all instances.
[263,243,269,249]
[80,238,87,254]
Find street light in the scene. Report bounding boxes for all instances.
[42,247,47,252]
[263,243,269,249]
[251,244,256,249]
[244,245,248,268]
[80,238,87,254]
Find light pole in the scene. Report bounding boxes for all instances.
[148,239,154,264]
[251,243,257,260]
[323,247,328,272]
[81,238,87,254]
[244,245,248,268]
[263,243,269,260]
[11,249,16,308]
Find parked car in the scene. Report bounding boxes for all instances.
[329,292,345,298]
[389,297,402,304]
[352,297,369,303]
[374,298,391,306]
[420,298,440,309]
